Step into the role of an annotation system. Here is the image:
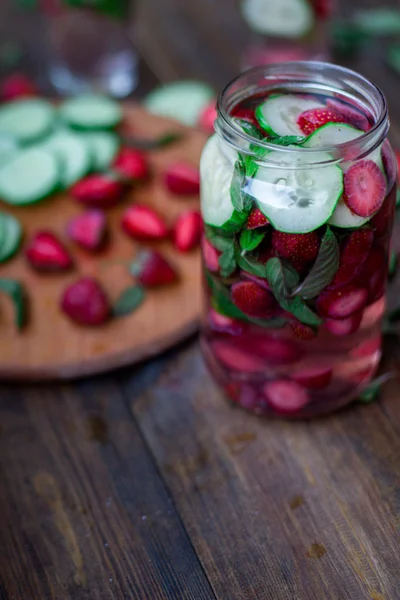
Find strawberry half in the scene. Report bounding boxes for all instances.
[344,160,386,218]
[329,229,374,289]
[131,250,178,287]
[263,380,310,414]
[316,283,368,319]
[61,277,110,326]
[231,281,276,318]
[173,210,203,252]
[198,101,217,134]
[271,230,320,264]
[72,174,125,209]
[326,98,370,132]
[297,108,343,135]
[164,163,200,196]
[323,310,363,337]
[113,148,149,182]
[212,339,266,373]
[243,335,301,365]
[292,367,333,390]
[122,204,169,241]
[67,210,107,252]
[290,321,317,341]
[25,231,73,272]
[1,73,38,101]
[202,236,220,272]
[246,208,269,229]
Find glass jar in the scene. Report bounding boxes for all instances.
[200,62,397,419]
[241,0,335,68]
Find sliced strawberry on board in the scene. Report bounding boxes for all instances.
[292,367,333,390]
[122,204,169,241]
[263,380,310,414]
[131,250,178,287]
[290,321,317,341]
[113,148,149,182]
[67,210,107,252]
[271,230,320,264]
[173,210,203,252]
[198,101,217,134]
[72,174,125,209]
[316,283,368,319]
[329,229,374,289]
[297,108,343,136]
[25,231,73,272]
[344,160,386,218]
[323,310,363,336]
[164,163,200,196]
[231,280,276,318]
[212,339,266,373]
[61,277,111,326]
[1,73,38,101]
[208,309,244,336]
[202,236,220,272]
[326,98,370,132]
[246,208,269,229]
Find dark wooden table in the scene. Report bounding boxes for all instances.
[1,1,400,599]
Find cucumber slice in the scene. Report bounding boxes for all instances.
[248,150,343,233]
[242,0,315,38]
[0,99,55,144]
[0,212,22,263]
[79,131,120,171]
[200,134,236,228]
[60,95,122,130]
[40,130,91,188]
[0,137,18,167]
[144,81,214,127]
[304,123,363,148]
[329,198,370,228]
[0,148,60,206]
[256,95,324,137]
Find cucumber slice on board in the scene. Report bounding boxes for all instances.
[0,137,18,167]
[0,99,55,144]
[144,81,214,127]
[329,198,370,228]
[79,131,120,171]
[40,130,91,188]
[0,148,60,206]
[248,150,343,233]
[200,134,237,228]
[242,0,315,38]
[256,95,324,137]
[0,212,22,263]
[60,95,122,130]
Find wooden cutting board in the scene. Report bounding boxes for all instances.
[0,105,206,380]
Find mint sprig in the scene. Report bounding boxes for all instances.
[233,118,263,140]
[235,249,268,278]
[0,278,26,330]
[230,161,253,215]
[239,229,265,253]
[268,135,306,147]
[218,244,236,278]
[358,373,395,404]
[113,285,146,318]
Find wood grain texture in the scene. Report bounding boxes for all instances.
[0,106,205,381]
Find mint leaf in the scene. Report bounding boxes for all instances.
[387,44,400,75]
[235,249,267,278]
[357,373,395,404]
[219,245,236,278]
[240,229,265,252]
[234,118,263,140]
[113,285,146,317]
[293,227,340,299]
[268,135,306,147]
[0,278,26,330]
[205,226,234,250]
[221,209,249,234]
[354,9,400,36]
[230,161,253,215]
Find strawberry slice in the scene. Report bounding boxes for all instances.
[263,380,310,413]
[25,231,73,272]
[351,335,382,358]
[72,174,125,209]
[202,236,220,272]
[122,204,169,241]
[323,310,363,336]
[271,230,320,263]
[212,339,266,373]
[358,244,387,305]
[198,100,217,134]
[131,250,178,287]
[292,367,333,390]
[231,105,258,125]
[290,321,317,341]
[297,108,343,136]
[61,277,110,326]
[244,335,302,365]
[113,148,149,182]
[246,208,269,229]
[67,210,107,252]
[173,210,203,252]
[316,283,368,319]
[164,163,200,196]
[231,281,276,318]
[329,229,374,289]
[344,160,386,218]
[208,309,244,336]
[326,98,370,132]
[1,73,38,101]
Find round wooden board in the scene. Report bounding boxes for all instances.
[0,105,207,380]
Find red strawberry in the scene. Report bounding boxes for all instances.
[316,283,368,319]
[258,247,276,264]
[198,101,217,134]
[326,98,370,132]
[212,339,266,373]
[173,210,203,252]
[241,271,271,291]
[72,174,125,208]
[208,309,244,336]
[246,208,269,229]
[358,244,387,305]
[371,185,396,238]
[231,281,276,317]
[113,148,149,182]
[297,108,343,135]
[202,236,220,272]
[292,367,333,390]
[131,250,178,287]
[67,210,107,252]
[25,231,73,272]
[244,335,301,365]
[61,277,110,326]
[344,160,386,218]
[290,321,317,341]
[263,380,309,413]
[1,73,38,101]
[164,163,200,196]
[310,0,335,19]
[122,204,169,241]
[271,230,320,264]
[323,310,363,336]
[329,229,374,289]
[231,105,258,126]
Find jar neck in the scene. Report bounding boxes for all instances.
[216,62,389,167]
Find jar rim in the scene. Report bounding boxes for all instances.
[216,61,389,167]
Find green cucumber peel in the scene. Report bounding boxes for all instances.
[0,278,26,329]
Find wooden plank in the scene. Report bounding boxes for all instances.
[0,378,216,600]
[131,345,400,600]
